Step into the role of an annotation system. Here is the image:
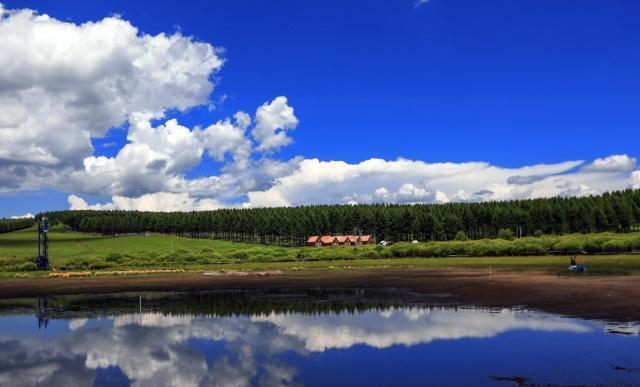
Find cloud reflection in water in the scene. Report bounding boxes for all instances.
[0,305,596,387]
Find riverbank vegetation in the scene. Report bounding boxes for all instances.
[0,226,638,275]
[41,189,640,246]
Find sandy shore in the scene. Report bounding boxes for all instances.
[0,269,638,321]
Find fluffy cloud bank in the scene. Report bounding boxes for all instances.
[582,154,637,172]
[9,213,34,219]
[67,153,638,211]
[245,157,636,208]
[0,3,637,212]
[68,193,223,212]
[630,170,640,190]
[0,3,222,171]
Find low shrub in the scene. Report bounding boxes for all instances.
[583,240,603,254]
[498,228,513,240]
[247,254,271,263]
[356,250,379,259]
[17,262,37,271]
[455,231,468,241]
[602,239,632,253]
[511,240,545,255]
[232,251,248,260]
[105,253,123,263]
[390,244,414,257]
[88,260,112,270]
[162,253,180,262]
[629,236,640,250]
[553,238,585,253]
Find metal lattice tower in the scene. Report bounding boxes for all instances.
[36,217,49,269]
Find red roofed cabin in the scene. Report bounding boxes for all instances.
[360,235,373,245]
[307,236,321,247]
[307,235,374,247]
[320,236,338,246]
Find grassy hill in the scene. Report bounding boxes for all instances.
[1,226,639,276]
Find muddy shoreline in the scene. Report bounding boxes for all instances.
[0,269,638,321]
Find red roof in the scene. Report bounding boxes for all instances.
[320,236,337,244]
[309,235,372,245]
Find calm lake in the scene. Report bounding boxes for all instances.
[0,289,638,386]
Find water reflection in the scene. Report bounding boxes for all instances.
[0,290,638,387]
[255,307,589,351]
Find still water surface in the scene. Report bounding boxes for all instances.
[0,289,638,386]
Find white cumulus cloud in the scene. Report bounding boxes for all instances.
[251,96,299,152]
[0,3,222,178]
[245,158,598,207]
[9,212,34,219]
[583,154,637,172]
[68,192,223,212]
[631,171,640,189]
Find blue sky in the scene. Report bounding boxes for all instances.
[1,0,639,216]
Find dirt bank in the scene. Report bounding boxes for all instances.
[0,269,638,321]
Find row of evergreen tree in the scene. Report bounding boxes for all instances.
[42,189,640,246]
[0,218,35,234]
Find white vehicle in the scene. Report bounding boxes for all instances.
[411,240,419,244]
[379,240,389,246]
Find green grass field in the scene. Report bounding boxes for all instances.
[1,226,639,277]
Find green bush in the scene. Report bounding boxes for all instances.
[412,244,434,257]
[582,240,603,254]
[431,241,467,256]
[498,228,513,240]
[248,254,271,263]
[88,260,112,270]
[105,253,123,263]
[162,252,180,262]
[390,244,414,257]
[455,231,469,241]
[357,249,380,259]
[232,251,248,260]
[378,249,393,258]
[493,239,514,255]
[602,239,631,253]
[511,240,544,255]
[18,262,37,271]
[553,238,585,252]
[178,254,198,263]
[465,240,490,256]
[629,236,640,250]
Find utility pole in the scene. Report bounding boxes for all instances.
[36,217,49,269]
